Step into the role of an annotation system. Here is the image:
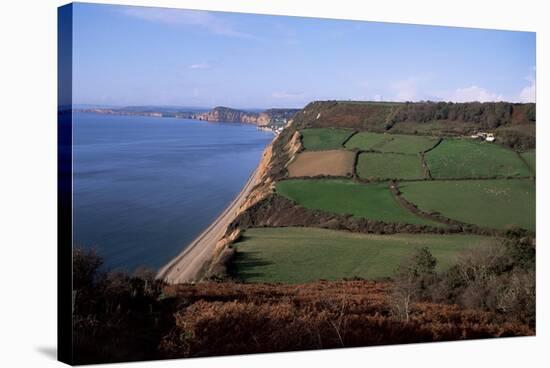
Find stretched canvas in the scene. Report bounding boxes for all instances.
[58,2,536,365]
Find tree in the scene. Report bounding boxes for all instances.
[389,247,437,322]
[407,247,437,277]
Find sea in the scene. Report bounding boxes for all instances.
[73,112,273,271]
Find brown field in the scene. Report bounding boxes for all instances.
[287,150,356,177]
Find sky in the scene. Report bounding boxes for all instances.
[72,3,536,109]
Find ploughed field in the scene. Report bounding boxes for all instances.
[231,227,498,283]
[287,150,355,177]
[228,128,535,284]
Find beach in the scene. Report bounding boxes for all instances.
[156,168,260,283]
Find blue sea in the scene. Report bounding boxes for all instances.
[73,112,273,271]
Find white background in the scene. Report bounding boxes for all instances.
[0,0,548,366]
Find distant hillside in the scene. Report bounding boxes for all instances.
[293,101,536,149]
[77,105,300,127]
[195,106,300,126]
[77,106,207,119]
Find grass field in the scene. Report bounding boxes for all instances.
[344,132,438,154]
[232,227,498,283]
[520,150,536,174]
[425,139,530,178]
[300,128,355,150]
[356,152,424,180]
[399,179,535,231]
[378,134,439,154]
[276,179,440,226]
[288,150,355,177]
[344,132,389,150]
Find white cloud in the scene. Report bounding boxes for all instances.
[441,67,536,103]
[188,63,211,70]
[121,8,256,39]
[447,86,504,103]
[519,82,535,103]
[518,67,536,103]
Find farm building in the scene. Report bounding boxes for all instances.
[470,132,495,142]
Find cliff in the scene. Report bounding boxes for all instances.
[195,106,256,123]
[77,105,300,127]
[195,106,300,126]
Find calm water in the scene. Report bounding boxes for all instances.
[73,112,273,271]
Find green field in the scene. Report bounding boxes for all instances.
[232,227,498,283]
[520,150,536,174]
[400,179,535,231]
[378,134,439,154]
[425,139,530,178]
[344,132,438,154]
[300,128,355,150]
[356,152,424,180]
[276,179,440,226]
[344,132,389,150]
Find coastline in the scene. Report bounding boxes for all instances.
[156,166,261,283]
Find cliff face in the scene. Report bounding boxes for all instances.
[195,106,300,126]
[195,106,259,123]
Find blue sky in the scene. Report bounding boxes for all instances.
[72,3,536,109]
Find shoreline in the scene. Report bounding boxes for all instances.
[156,166,261,283]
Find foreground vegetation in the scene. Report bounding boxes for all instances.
[276,179,440,226]
[400,179,535,231]
[231,227,498,283]
[389,230,535,327]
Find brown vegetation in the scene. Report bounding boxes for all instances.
[159,280,532,359]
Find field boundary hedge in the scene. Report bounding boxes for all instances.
[341,130,359,147]
[422,137,443,154]
[419,152,433,180]
[224,193,510,239]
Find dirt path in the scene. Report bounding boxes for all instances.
[157,169,259,284]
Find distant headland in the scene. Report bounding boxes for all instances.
[77,105,301,133]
